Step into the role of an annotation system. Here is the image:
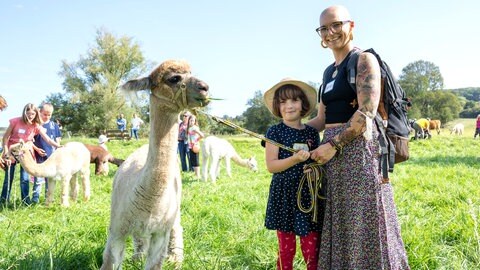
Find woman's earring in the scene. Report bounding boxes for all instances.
[321,40,328,48]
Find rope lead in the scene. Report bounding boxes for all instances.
[297,163,326,223]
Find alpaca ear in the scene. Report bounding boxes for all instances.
[120,77,152,91]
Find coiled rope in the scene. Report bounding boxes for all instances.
[194,109,325,222]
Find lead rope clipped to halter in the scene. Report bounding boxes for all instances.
[194,109,325,222]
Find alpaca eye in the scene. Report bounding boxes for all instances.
[167,75,182,84]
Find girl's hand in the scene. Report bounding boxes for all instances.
[36,148,47,157]
[293,150,310,163]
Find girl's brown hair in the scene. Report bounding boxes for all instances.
[21,103,41,125]
[272,85,311,118]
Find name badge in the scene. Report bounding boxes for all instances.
[324,80,335,93]
[18,128,26,134]
[293,143,309,152]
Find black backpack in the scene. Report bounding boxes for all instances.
[346,48,411,180]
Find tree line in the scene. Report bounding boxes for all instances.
[45,29,480,136]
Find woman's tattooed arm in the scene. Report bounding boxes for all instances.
[333,52,381,147]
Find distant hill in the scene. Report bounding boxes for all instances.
[448,87,480,101]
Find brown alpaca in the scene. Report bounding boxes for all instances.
[83,144,124,175]
[101,60,209,269]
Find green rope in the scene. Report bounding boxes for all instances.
[297,163,326,223]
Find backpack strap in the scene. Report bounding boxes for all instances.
[346,48,394,180]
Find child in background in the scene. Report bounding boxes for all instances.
[263,78,321,270]
[99,134,109,150]
[1,103,61,205]
[32,103,62,204]
[187,115,204,178]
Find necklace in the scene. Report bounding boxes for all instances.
[332,68,338,78]
[332,65,339,78]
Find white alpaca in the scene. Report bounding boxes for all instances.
[450,123,464,135]
[8,141,91,207]
[101,60,210,270]
[201,135,258,182]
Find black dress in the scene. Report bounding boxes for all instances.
[264,122,322,236]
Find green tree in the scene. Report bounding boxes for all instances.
[398,60,444,97]
[408,91,463,123]
[243,90,278,135]
[53,28,151,135]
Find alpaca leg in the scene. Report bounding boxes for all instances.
[45,179,56,206]
[101,234,127,270]
[145,231,170,270]
[81,167,91,201]
[132,234,150,260]
[69,173,79,202]
[210,157,220,182]
[168,209,184,264]
[61,175,72,207]
[225,158,232,178]
[201,156,208,181]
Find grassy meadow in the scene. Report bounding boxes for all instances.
[0,119,479,269]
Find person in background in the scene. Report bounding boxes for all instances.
[56,119,63,130]
[130,113,145,140]
[308,5,409,269]
[99,134,109,150]
[413,118,431,139]
[116,114,127,133]
[187,114,204,178]
[0,95,7,170]
[263,78,321,270]
[31,103,62,204]
[0,95,7,111]
[474,114,480,139]
[1,103,61,205]
[177,111,191,172]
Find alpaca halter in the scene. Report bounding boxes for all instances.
[150,82,188,110]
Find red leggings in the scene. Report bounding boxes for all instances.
[276,230,319,270]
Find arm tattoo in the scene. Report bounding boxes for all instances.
[335,52,381,147]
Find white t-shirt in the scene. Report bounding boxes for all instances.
[131,117,144,129]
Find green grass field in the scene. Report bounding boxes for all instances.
[0,119,479,269]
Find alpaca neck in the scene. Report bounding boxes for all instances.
[17,150,54,178]
[142,101,179,191]
[230,152,249,168]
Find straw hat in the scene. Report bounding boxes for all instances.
[264,78,317,118]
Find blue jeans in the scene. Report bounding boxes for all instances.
[131,128,139,140]
[32,177,48,203]
[178,141,189,172]
[1,164,31,204]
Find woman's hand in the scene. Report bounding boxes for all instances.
[310,143,336,165]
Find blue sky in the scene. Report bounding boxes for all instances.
[1,0,479,127]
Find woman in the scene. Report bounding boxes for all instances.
[308,5,410,269]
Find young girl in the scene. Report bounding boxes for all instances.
[263,78,321,270]
[1,103,62,205]
[187,115,204,178]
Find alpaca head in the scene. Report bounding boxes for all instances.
[247,157,258,172]
[120,60,210,111]
[7,140,31,162]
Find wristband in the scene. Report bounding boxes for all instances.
[328,139,343,155]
